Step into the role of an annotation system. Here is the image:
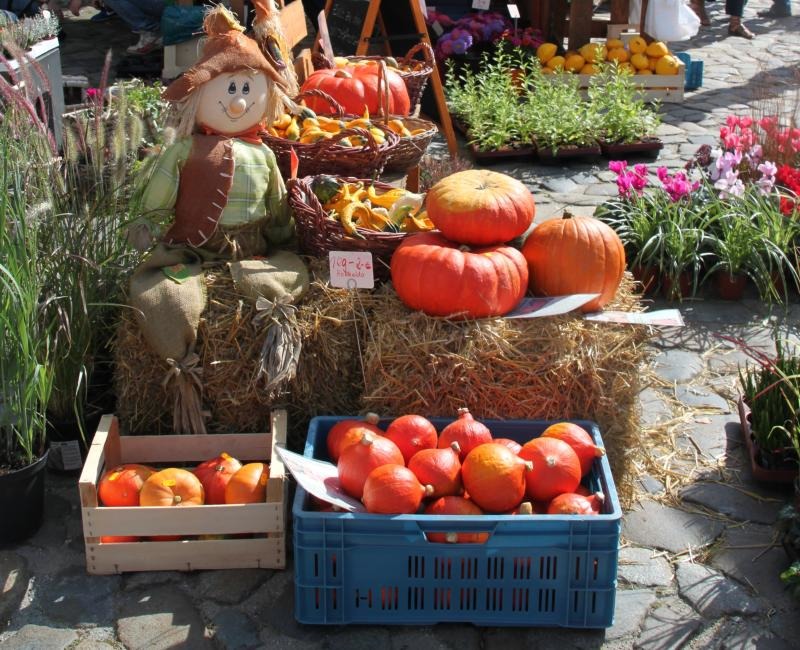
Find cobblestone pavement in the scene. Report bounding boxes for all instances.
[2,4,800,648]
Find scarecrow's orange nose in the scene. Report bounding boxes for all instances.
[228,98,247,117]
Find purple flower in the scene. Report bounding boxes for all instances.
[758,160,777,178]
[714,170,745,199]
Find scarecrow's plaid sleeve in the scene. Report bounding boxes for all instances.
[140,137,293,242]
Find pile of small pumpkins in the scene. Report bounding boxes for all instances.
[95,454,269,543]
[320,409,607,534]
[536,37,682,76]
[390,169,626,319]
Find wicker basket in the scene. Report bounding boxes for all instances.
[287,175,413,279]
[312,42,435,115]
[382,116,438,174]
[261,89,399,180]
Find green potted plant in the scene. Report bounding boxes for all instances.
[738,335,800,484]
[587,64,663,155]
[0,106,55,543]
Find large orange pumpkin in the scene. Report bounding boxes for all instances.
[300,66,411,116]
[362,464,433,514]
[408,442,462,498]
[98,464,155,507]
[390,232,528,319]
[139,468,204,507]
[326,413,383,462]
[337,433,405,500]
[540,422,605,476]
[519,437,582,502]
[521,212,625,312]
[426,170,536,245]
[384,414,438,464]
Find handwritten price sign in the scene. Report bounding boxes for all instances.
[329,251,375,289]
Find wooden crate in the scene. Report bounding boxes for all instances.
[79,411,287,575]
[548,62,685,103]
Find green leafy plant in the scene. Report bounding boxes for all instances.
[780,561,800,600]
[587,64,661,144]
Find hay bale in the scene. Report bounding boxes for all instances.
[359,275,652,506]
[114,262,369,447]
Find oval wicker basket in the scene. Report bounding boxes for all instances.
[287,175,418,279]
[312,42,435,115]
[261,89,399,180]
[382,116,438,174]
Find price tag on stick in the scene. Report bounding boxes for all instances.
[329,251,375,289]
[472,0,491,10]
[507,4,520,18]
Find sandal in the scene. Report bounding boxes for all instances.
[728,21,755,38]
[691,1,712,25]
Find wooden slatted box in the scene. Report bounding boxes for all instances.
[79,410,287,575]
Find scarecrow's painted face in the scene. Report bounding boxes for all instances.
[196,69,270,134]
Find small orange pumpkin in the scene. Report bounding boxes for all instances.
[540,422,605,476]
[139,468,204,507]
[326,413,383,462]
[362,464,433,514]
[337,433,405,500]
[426,170,536,245]
[407,441,462,498]
[519,437,581,502]
[98,464,155,507]
[193,453,243,505]
[521,211,625,312]
[225,463,269,504]
[461,443,532,513]
[423,496,489,543]
[383,414,438,464]
[437,408,492,461]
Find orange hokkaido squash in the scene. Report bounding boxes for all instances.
[326,413,383,462]
[425,170,536,245]
[437,408,492,461]
[391,232,528,319]
[424,496,489,543]
[383,414,438,464]
[139,468,204,507]
[461,443,532,513]
[407,441,462,498]
[362,464,433,514]
[521,212,625,312]
[540,422,605,476]
[98,464,155,507]
[225,463,269,504]
[519,437,582,502]
[337,432,405,500]
[193,453,243,505]
[300,66,411,116]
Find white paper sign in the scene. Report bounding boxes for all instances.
[276,447,366,512]
[505,294,601,319]
[472,0,491,9]
[328,251,375,289]
[317,10,336,62]
[507,4,520,18]
[431,20,444,36]
[584,309,685,327]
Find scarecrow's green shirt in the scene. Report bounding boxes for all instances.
[141,137,293,245]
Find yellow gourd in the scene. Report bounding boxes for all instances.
[655,55,680,75]
[546,55,566,71]
[285,118,300,141]
[565,53,586,72]
[607,48,628,63]
[630,53,650,70]
[628,36,647,54]
[537,42,558,64]
[646,41,669,58]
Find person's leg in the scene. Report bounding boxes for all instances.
[101,0,162,33]
[690,0,711,25]
[726,0,754,37]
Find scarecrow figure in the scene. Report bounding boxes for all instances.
[130,6,309,435]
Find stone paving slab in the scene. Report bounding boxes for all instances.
[622,499,726,554]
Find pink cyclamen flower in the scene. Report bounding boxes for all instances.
[657,166,669,182]
[739,116,753,129]
[609,160,628,174]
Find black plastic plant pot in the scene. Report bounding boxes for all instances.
[467,142,537,163]
[0,450,49,543]
[536,144,602,162]
[600,137,664,157]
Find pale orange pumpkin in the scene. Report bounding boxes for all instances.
[225,463,269,504]
[426,170,536,245]
[139,468,204,507]
[362,464,433,514]
[461,442,532,513]
[521,212,625,312]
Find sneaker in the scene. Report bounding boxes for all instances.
[126,31,162,56]
[90,8,116,22]
[757,6,791,17]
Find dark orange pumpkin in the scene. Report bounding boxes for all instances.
[326,413,383,462]
[337,432,405,500]
[193,453,243,505]
[225,463,269,504]
[437,408,492,461]
[390,232,528,319]
[407,442,462,498]
[384,414,438,464]
[521,212,625,312]
[100,535,140,543]
[98,464,155,507]
[300,65,411,116]
[519,437,582,502]
[139,468,204,507]
[426,170,535,245]
[540,422,605,476]
[362,464,433,514]
[547,492,596,515]
[424,496,488,543]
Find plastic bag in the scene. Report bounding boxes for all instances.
[161,5,207,46]
[629,0,700,42]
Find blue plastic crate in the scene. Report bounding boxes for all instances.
[293,417,622,628]
[675,52,703,90]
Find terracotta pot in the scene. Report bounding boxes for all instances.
[661,272,694,300]
[738,396,798,485]
[630,264,658,295]
[715,271,748,301]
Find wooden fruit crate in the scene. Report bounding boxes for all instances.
[548,60,684,103]
[79,410,287,575]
